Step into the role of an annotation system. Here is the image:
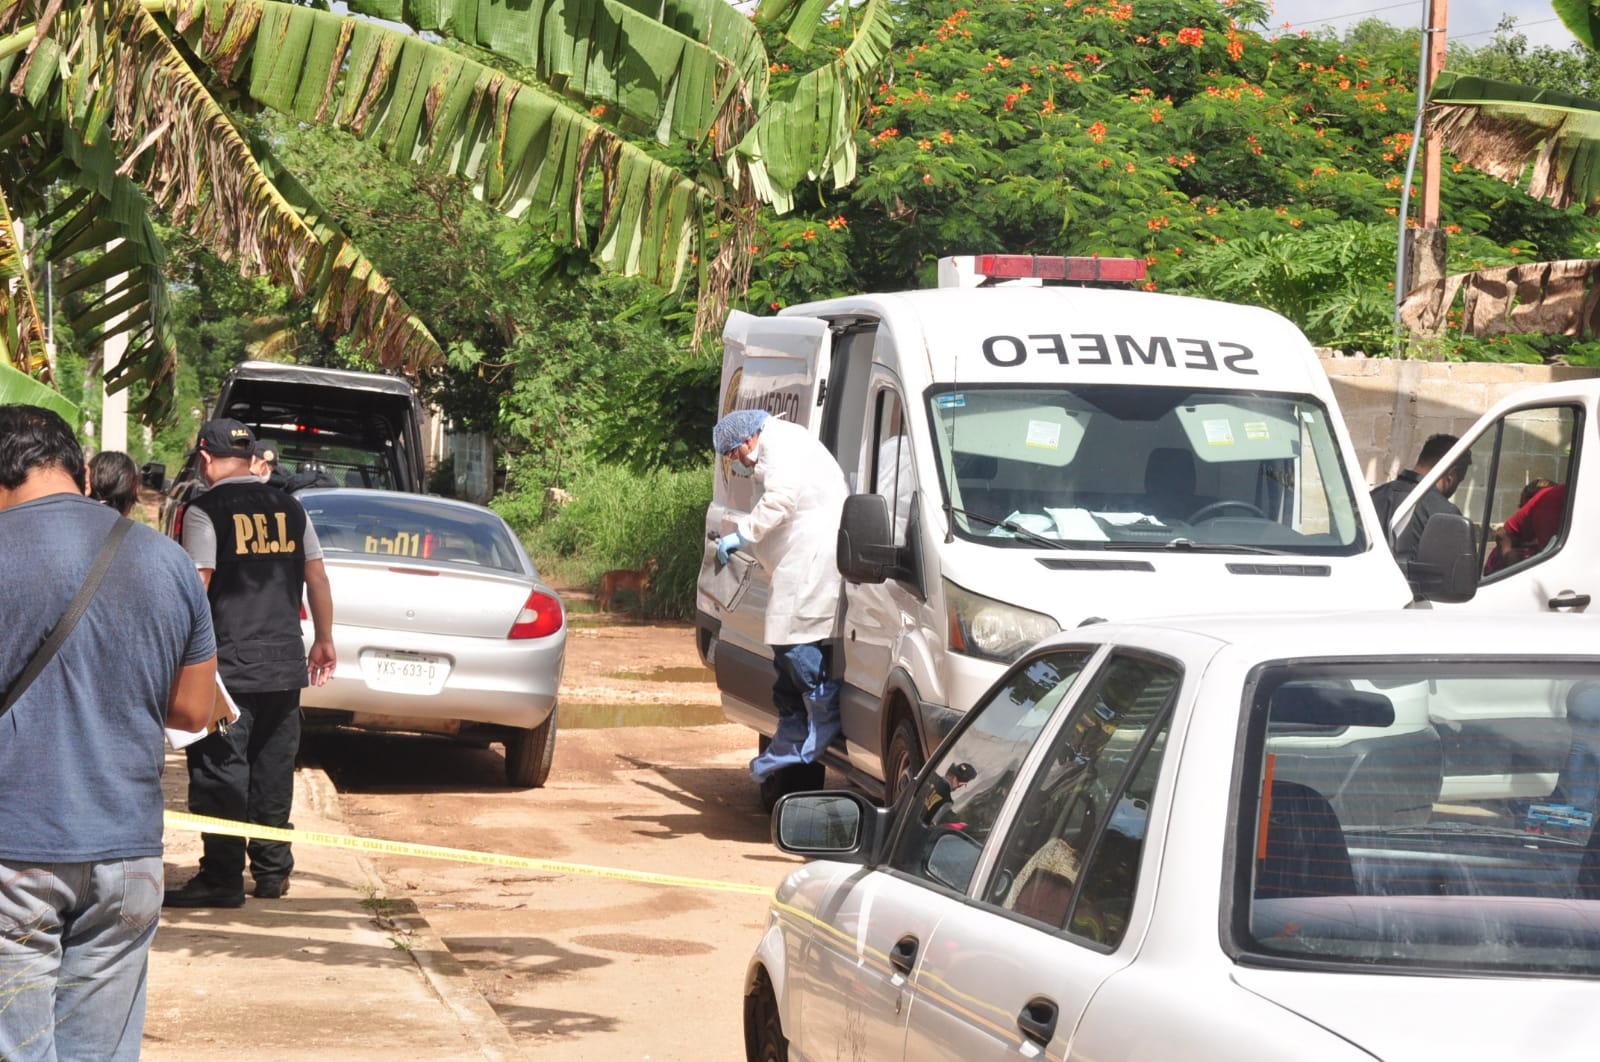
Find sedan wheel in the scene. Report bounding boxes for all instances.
[744,974,788,1062]
[504,706,558,788]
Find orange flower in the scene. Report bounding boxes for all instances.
[939,129,955,144]
[589,104,607,118]
[923,173,933,183]
[826,215,849,231]
[918,138,932,150]
[1087,120,1107,143]
[1176,26,1204,46]
[801,228,817,241]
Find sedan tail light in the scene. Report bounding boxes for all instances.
[508,590,564,640]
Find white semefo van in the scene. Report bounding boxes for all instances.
[697,255,1473,808]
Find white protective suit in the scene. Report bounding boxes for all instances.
[735,417,849,645]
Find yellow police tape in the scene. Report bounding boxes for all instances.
[164,811,772,897]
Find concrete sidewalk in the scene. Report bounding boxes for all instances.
[145,759,518,1061]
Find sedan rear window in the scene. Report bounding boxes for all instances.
[301,493,524,573]
[1239,663,1600,978]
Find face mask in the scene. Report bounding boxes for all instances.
[730,458,754,478]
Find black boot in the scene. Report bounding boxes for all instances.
[163,874,246,908]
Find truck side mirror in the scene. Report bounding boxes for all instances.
[1406,512,1478,604]
[838,494,898,583]
[140,462,167,492]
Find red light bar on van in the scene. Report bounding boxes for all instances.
[972,255,1147,283]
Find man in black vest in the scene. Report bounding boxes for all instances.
[164,419,336,907]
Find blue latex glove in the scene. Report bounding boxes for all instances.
[717,530,745,565]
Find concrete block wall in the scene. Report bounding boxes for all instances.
[1319,353,1599,492]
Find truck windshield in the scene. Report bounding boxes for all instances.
[926,384,1364,554]
[1240,663,1600,978]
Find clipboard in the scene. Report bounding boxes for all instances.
[703,541,761,613]
[166,675,242,750]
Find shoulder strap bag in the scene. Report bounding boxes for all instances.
[0,516,134,720]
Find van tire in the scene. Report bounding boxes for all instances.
[884,717,925,807]
[758,761,826,813]
[504,707,558,788]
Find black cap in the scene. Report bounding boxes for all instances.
[195,418,255,457]
[251,439,280,464]
[950,762,977,782]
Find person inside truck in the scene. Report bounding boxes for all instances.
[1370,433,1467,563]
[1488,480,1568,574]
[712,408,850,786]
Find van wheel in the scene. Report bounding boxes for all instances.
[758,761,827,814]
[504,707,558,788]
[745,973,789,1062]
[884,718,924,807]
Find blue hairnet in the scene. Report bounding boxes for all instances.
[713,409,770,455]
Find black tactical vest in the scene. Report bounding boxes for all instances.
[188,481,309,692]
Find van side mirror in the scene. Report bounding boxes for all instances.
[838,494,899,583]
[140,462,167,492]
[1406,513,1478,604]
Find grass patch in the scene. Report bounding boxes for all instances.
[497,462,712,621]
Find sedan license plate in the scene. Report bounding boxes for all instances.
[362,650,450,695]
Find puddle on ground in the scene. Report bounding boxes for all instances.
[604,666,715,683]
[561,703,725,729]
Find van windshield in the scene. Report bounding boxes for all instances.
[926,384,1364,554]
[1240,663,1600,978]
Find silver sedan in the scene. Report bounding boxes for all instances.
[755,610,1600,1061]
[296,489,565,787]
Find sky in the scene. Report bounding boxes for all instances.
[1263,0,1582,51]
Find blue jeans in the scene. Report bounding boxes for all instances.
[0,856,163,1061]
[751,643,842,782]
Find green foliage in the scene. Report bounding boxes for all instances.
[499,461,713,620]
[1169,221,1399,351]
[730,0,1600,362]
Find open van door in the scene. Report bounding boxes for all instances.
[1393,382,1594,613]
[697,312,834,739]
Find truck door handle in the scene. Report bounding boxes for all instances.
[889,935,918,976]
[1017,996,1059,1046]
[1549,591,1591,611]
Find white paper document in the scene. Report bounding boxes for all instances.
[166,676,241,750]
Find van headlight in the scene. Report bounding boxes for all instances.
[945,581,1060,663]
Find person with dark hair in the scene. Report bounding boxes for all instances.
[86,449,140,515]
[0,404,217,1061]
[1370,433,1469,563]
[164,418,336,908]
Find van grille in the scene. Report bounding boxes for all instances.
[1035,558,1156,572]
[1225,563,1332,576]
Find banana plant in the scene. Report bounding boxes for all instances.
[1408,5,1600,343]
[0,0,894,419]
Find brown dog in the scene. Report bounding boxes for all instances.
[598,558,659,614]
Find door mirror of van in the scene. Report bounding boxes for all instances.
[1406,513,1479,604]
[838,494,899,583]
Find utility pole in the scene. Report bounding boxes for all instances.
[100,239,128,453]
[1395,0,1450,332]
[1420,0,1448,229]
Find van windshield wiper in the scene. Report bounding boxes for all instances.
[1116,538,1292,556]
[945,506,1073,550]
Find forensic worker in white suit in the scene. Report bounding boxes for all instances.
[713,409,849,782]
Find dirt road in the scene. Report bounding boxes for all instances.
[309,619,801,1060]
